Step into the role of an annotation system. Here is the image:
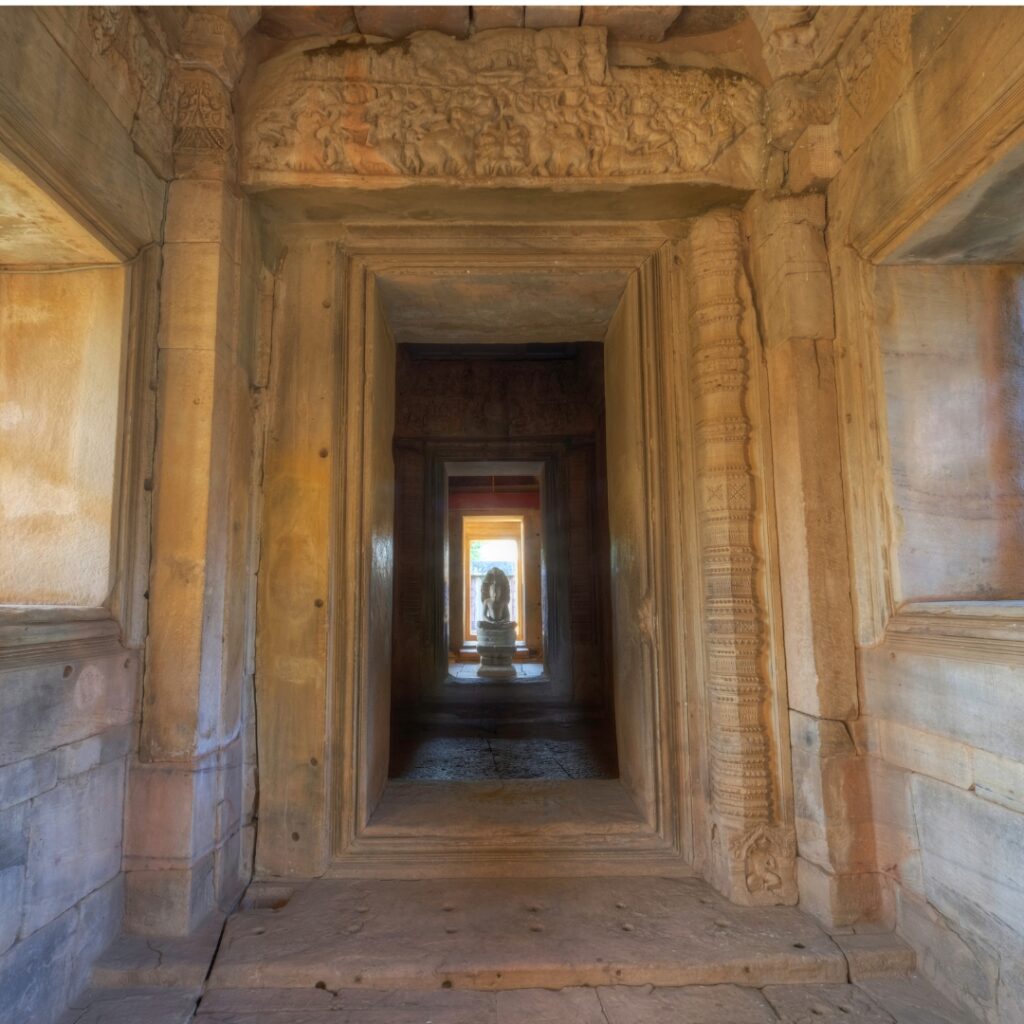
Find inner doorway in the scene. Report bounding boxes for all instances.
[388,343,618,782]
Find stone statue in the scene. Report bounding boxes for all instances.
[481,567,511,624]
[476,566,516,680]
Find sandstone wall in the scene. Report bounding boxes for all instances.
[0,9,172,1022]
[801,8,1024,1023]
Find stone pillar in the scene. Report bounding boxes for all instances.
[745,193,883,927]
[124,13,256,936]
[685,211,797,906]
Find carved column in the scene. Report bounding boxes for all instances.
[746,192,881,927]
[686,211,797,905]
[125,12,257,935]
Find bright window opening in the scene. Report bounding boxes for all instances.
[463,515,525,642]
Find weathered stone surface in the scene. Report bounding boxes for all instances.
[0,907,76,1024]
[0,751,57,810]
[788,120,841,192]
[0,654,136,767]
[973,748,1024,814]
[877,720,973,791]
[896,889,998,1022]
[874,264,1024,601]
[57,987,199,1024]
[525,7,582,31]
[581,7,682,43]
[0,267,130,606]
[354,6,470,39]
[796,856,887,930]
[71,875,125,997]
[241,29,766,187]
[764,983,895,1023]
[92,911,223,990]
[912,776,1024,942]
[767,66,839,150]
[832,932,916,981]
[597,984,777,1023]
[56,724,133,781]
[860,647,1024,765]
[497,987,601,1023]
[857,977,969,1024]
[0,865,23,956]
[23,760,124,934]
[0,9,166,256]
[472,7,525,32]
[210,876,846,991]
[835,7,913,159]
[258,7,357,40]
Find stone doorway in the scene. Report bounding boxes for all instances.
[388,346,618,785]
[252,218,795,898]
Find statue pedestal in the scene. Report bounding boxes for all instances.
[476,621,517,680]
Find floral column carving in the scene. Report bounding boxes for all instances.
[686,211,797,905]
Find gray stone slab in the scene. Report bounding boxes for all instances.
[92,910,224,990]
[912,775,1024,942]
[0,906,75,1024]
[0,654,135,767]
[57,987,198,1024]
[23,760,124,934]
[0,865,24,956]
[71,875,125,996]
[197,986,497,1022]
[764,984,896,1022]
[209,876,846,992]
[858,978,976,1024]
[497,987,603,1023]
[0,751,57,810]
[597,984,778,1023]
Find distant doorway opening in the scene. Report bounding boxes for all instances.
[388,343,617,782]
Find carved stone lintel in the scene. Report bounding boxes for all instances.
[241,28,766,186]
[686,211,796,906]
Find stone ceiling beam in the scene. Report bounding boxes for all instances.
[353,5,471,39]
[581,6,682,42]
[472,6,526,32]
[524,6,582,30]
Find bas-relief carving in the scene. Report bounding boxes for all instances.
[175,74,233,152]
[687,212,796,904]
[242,28,766,183]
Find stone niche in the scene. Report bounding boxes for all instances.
[240,27,766,191]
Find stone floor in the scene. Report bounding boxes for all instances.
[388,708,618,780]
[61,876,974,1023]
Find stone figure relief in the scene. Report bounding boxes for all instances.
[242,28,765,181]
[480,567,512,625]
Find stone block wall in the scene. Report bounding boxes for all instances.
[803,6,1024,1022]
[855,638,1024,1024]
[0,645,137,1024]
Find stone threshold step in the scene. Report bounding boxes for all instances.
[192,979,971,1024]
[209,876,851,992]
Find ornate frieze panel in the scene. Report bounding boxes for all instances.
[686,211,797,905]
[241,28,766,186]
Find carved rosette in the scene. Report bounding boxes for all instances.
[687,211,796,904]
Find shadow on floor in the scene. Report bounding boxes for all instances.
[389,703,619,781]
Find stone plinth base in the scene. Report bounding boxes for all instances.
[476,621,517,679]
